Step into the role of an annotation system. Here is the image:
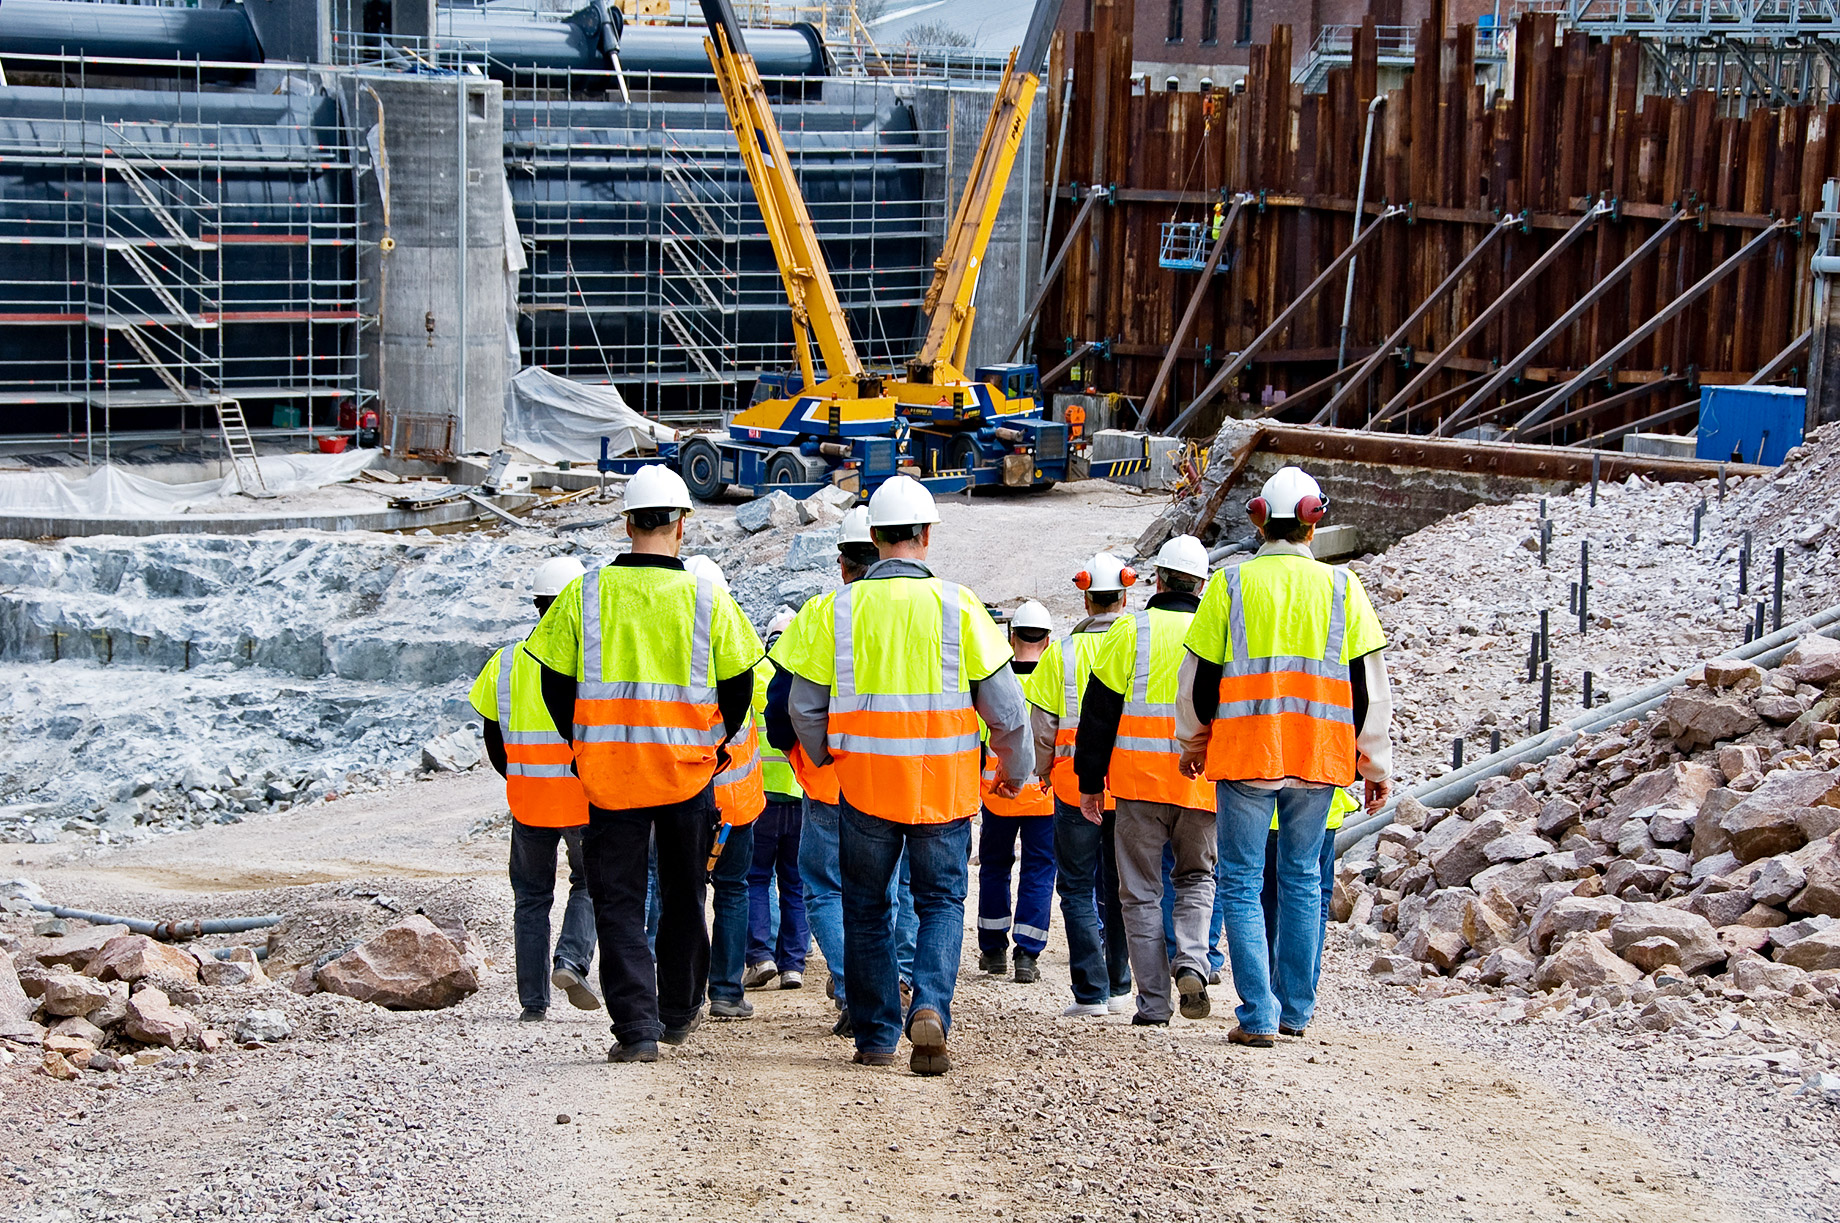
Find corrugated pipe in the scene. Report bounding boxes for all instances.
[1335,599,1840,856]
[27,902,283,942]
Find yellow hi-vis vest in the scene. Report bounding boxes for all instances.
[1023,621,1117,809]
[1184,553,1386,786]
[1091,608,1213,812]
[468,642,588,828]
[753,662,802,801]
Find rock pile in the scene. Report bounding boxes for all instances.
[307,915,482,1010]
[1343,632,1840,1035]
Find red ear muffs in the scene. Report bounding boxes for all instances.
[1073,570,1092,590]
[1120,567,1138,587]
[1296,495,1326,525]
[1246,496,1269,526]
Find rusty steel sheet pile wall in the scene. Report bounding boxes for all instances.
[1039,0,1828,443]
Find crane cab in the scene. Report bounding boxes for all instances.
[974,363,1041,414]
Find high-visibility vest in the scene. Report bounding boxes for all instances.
[1103,609,1214,812]
[1032,626,1118,809]
[474,643,589,828]
[768,596,842,807]
[824,577,988,824]
[571,566,727,809]
[980,719,1053,817]
[753,662,802,801]
[1196,557,1381,786]
[713,715,766,826]
[1269,785,1360,832]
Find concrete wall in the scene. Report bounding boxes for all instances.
[351,73,510,456]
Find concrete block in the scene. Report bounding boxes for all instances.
[1092,430,1184,490]
[1622,432,1697,460]
[1311,524,1361,560]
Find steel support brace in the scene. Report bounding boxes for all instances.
[1004,190,1100,361]
[1133,194,1250,427]
[1513,376,1682,443]
[1746,324,1813,385]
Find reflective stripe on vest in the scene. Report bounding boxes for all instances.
[1107,611,1213,811]
[827,579,980,823]
[1205,565,1357,786]
[497,645,590,827]
[1050,629,1114,809]
[572,566,725,808]
[714,718,766,825]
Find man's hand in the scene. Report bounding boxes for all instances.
[1364,777,1392,815]
[993,779,1023,801]
[1078,793,1104,825]
[714,745,732,775]
[1178,750,1207,780]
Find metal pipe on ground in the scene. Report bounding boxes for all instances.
[1334,599,1840,856]
[28,902,284,942]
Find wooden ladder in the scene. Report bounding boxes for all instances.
[214,400,274,499]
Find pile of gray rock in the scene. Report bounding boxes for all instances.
[683,485,855,626]
[1343,633,1840,1029]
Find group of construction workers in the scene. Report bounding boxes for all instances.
[470,460,1393,1073]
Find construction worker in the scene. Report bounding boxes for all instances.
[765,505,918,1040]
[976,599,1057,985]
[1025,554,1133,1019]
[683,554,768,1022]
[1074,535,1218,1026]
[524,465,762,1064]
[744,607,810,993]
[470,555,600,1023]
[773,476,1030,1075]
[1178,466,1393,1047]
[1261,784,1360,1003]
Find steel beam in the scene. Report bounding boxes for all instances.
[1575,400,1702,450]
[1439,210,1688,438]
[1003,190,1100,361]
[1041,339,1096,389]
[1746,324,1813,384]
[1133,194,1250,428]
[1512,376,1682,443]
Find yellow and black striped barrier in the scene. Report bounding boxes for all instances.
[1089,457,1150,479]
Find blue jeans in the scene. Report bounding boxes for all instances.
[977,811,1057,956]
[1261,824,1338,989]
[800,800,917,1010]
[1217,782,1333,1034]
[507,821,598,1013]
[1052,800,1132,1006]
[748,800,809,973]
[1163,843,1226,973]
[839,802,970,1056]
[707,821,756,1003]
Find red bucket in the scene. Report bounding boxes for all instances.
[317,435,349,454]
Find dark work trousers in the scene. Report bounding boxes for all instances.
[582,785,718,1047]
[507,821,597,1013]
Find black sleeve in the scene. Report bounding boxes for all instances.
[540,664,577,746]
[764,664,797,753]
[482,719,508,778]
[1072,674,1124,796]
[1350,648,1373,731]
[716,670,754,743]
[1190,654,1222,725]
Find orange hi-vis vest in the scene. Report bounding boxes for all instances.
[574,566,725,808]
[495,645,589,828]
[981,712,1053,817]
[789,742,841,807]
[713,717,766,826]
[827,579,981,824]
[1207,564,1357,786]
[1050,628,1117,809]
[1108,610,1214,812]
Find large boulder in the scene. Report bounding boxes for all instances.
[1657,692,1760,752]
[1775,926,1840,972]
[1608,903,1726,974]
[1749,854,1808,908]
[1470,858,1552,911]
[122,986,201,1049]
[1614,762,1720,818]
[1427,814,1513,889]
[1462,892,1519,958]
[1789,840,1840,917]
[1692,789,1744,861]
[734,490,800,534]
[0,951,40,1043]
[315,916,479,1011]
[1533,935,1642,991]
[1472,779,1540,820]
[82,935,201,986]
[1718,769,1840,862]
[1533,895,1624,955]
[1781,635,1840,687]
[38,972,114,1018]
[782,527,841,572]
[22,923,132,972]
[1703,659,1765,692]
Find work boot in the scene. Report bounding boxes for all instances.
[551,965,601,1012]
[1207,969,1223,986]
[660,1014,703,1046]
[851,1049,896,1067]
[1176,969,1211,1020]
[608,1040,659,1064]
[709,998,754,1019]
[1130,1013,1168,1027]
[518,1007,547,1023]
[1011,952,1040,984]
[1278,1024,1307,1038]
[978,948,1007,976]
[779,971,804,990]
[907,1008,949,1076]
[831,1010,854,1039]
[1227,1025,1276,1049]
[743,961,779,990]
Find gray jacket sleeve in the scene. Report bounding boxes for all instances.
[974,665,1034,784]
[1175,649,1209,756]
[1030,706,1059,787]
[788,675,833,767]
[1356,649,1394,784]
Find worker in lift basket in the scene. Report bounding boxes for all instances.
[522,464,763,1065]
[1176,466,1395,1048]
[469,555,600,1024]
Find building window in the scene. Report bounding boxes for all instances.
[1167,0,1184,42]
[1235,0,1252,44]
[1201,0,1218,43]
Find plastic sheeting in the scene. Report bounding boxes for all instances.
[0,450,379,518]
[502,367,672,465]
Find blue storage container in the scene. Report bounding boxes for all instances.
[1697,385,1805,466]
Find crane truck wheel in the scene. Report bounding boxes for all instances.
[764,451,805,485]
[679,437,728,500]
[947,435,980,474]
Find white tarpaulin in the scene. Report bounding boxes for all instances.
[502,367,672,465]
[0,450,379,518]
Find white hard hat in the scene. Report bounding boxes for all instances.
[838,505,873,545]
[1153,534,1210,580]
[866,475,940,528]
[1074,552,1136,594]
[624,464,694,515]
[531,556,587,598]
[1010,599,1053,632]
[683,554,728,591]
[766,605,796,638]
[1248,466,1327,525]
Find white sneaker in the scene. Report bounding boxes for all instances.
[1061,1002,1109,1018]
[779,971,804,990]
[1107,994,1132,1014]
[742,961,778,990]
